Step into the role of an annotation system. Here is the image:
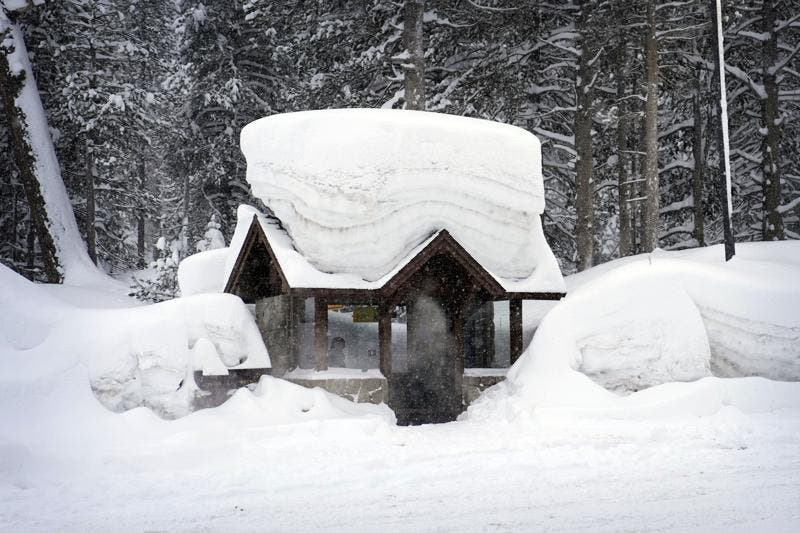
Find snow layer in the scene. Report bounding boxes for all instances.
[220,204,564,293]
[467,241,800,422]
[0,265,268,418]
[241,109,564,290]
[3,245,800,531]
[178,247,229,296]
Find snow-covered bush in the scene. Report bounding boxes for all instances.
[195,214,226,252]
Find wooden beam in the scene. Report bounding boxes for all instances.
[378,307,392,377]
[314,297,328,371]
[509,298,523,364]
[496,291,565,301]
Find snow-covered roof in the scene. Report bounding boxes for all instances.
[226,205,565,296]
[240,109,562,291]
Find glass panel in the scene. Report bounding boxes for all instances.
[493,300,510,368]
[327,306,379,370]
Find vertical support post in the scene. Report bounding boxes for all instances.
[378,306,392,377]
[453,305,466,415]
[314,297,328,371]
[287,296,303,370]
[509,298,523,365]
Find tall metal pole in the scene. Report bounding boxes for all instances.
[712,0,736,260]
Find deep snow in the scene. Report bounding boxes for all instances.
[240,109,564,290]
[0,265,269,418]
[2,241,800,531]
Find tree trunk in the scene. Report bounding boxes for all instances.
[574,0,595,270]
[403,0,425,110]
[630,121,641,253]
[0,12,93,282]
[616,32,633,257]
[137,158,146,267]
[761,0,783,240]
[692,66,706,247]
[10,173,19,264]
[26,215,35,271]
[710,0,736,259]
[84,137,97,264]
[642,0,660,252]
[182,170,190,256]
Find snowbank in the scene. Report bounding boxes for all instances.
[241,109,563,290]
[0,265,268,418]
[178,248,229,296]
[213,376,394,426]
[467,241,800,421]
[555,263,712,393]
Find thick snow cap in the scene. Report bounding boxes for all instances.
[241,109,563,290]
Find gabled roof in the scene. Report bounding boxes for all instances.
[380,229,506,301]
[224,209,565,303]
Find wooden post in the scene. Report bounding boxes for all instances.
[378,306,392,377]
[288,296,303,370]
[509,298,523,364]
[314,297,328,371]
[453,307,466,415]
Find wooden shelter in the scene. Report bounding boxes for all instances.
[225,214,564,424]
[224,109,566,424]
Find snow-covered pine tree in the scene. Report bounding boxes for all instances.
[195,214,225,252]
[129,234,180,302]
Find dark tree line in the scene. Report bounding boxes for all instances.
[1,0,798,283]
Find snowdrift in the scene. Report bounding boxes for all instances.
[178,247,229,296]
[240,109,562,289]
[0,265,268,418]
[0,265,393,477]
[467,241,800,421]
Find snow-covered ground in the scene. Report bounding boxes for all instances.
[2,242,800,531]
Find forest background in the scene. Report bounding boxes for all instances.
[1,0,797,297]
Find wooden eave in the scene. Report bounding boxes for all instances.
[502,291,565,301]
[223,215,290,298]
[224,219,565,303]
[379,229,506,301]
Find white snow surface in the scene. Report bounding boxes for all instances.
[467,240,800,422]
[241,109,564,291]
[0,265,269,418]
[2,0,45,11]
[178,247,229,296]
[3,243,800,531]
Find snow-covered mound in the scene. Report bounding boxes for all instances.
[467,241,800,421]
[559,265,712,393]
[178,248,229,296]
[241,109,561,289]
[0,265,268,418]
[214,376,395,426]
[0,266,393,468]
